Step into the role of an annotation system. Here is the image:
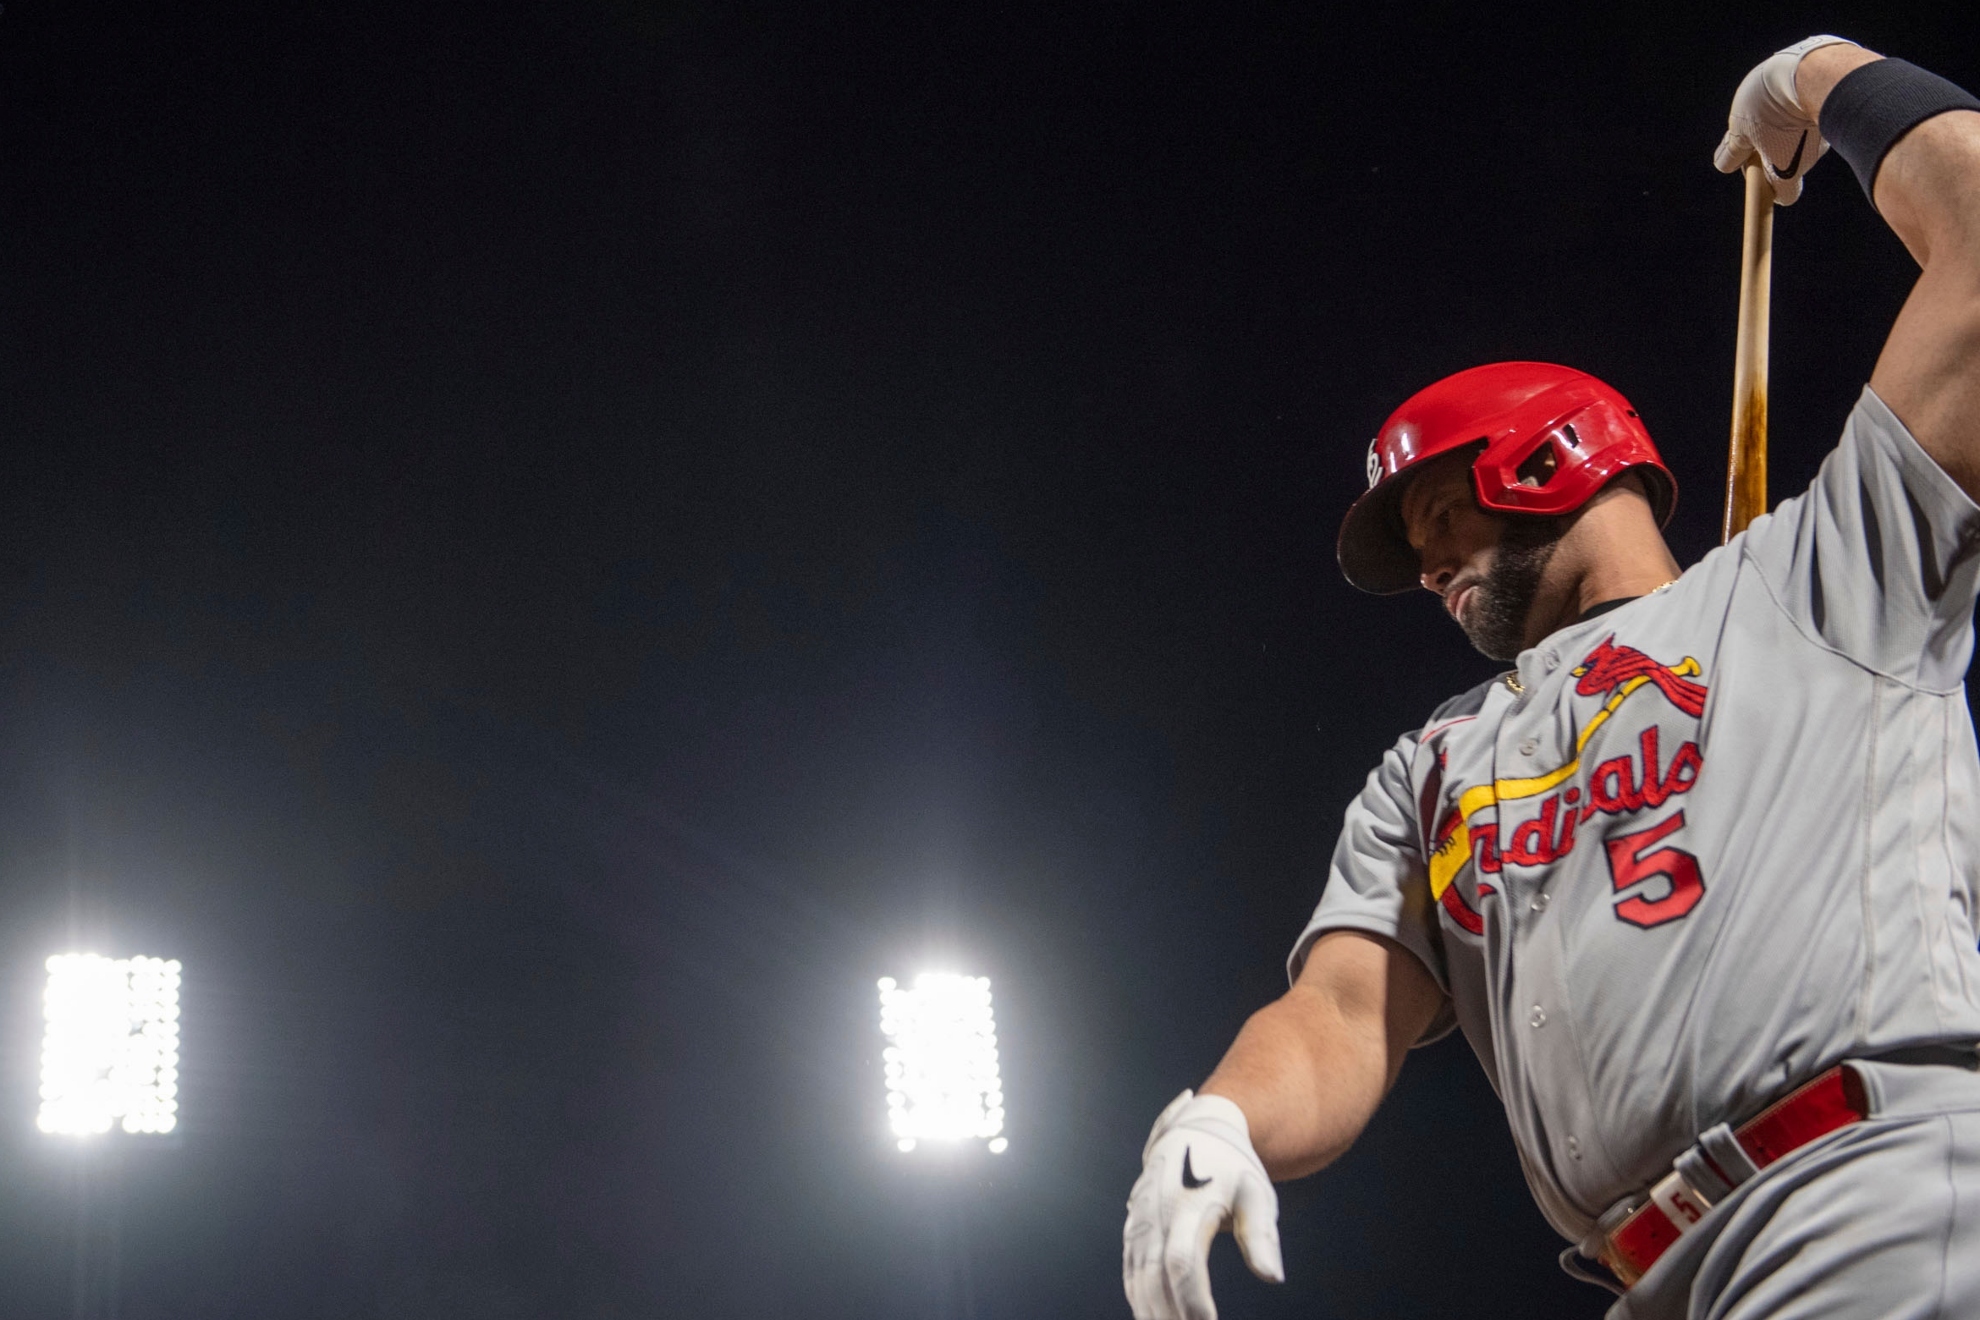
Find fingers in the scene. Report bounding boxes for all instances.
[1125,1239,1171,1317]
[1125,1239,1167,1320]
[1128,1184,1279,1320]
[1125,1230,1168,1317]
[1161,1198,1223,1320]
[1125,1094,1264,1320]
[1123,1172,1172,1320]
[1714,130,1756,175]
[1231,1171,1286,1284]
[1713,131,1807,205]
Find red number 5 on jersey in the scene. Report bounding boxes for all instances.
[1605,811,1706,928]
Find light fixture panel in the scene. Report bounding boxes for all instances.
[38,954,182,1137]
[877,972,1005,1151]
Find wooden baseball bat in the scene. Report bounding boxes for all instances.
[1723,161,1772,541]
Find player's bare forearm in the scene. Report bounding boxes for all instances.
[1199,930,1445,1181]
[1797,46,1980,498]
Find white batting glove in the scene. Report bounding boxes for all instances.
[1713,35,1856,204]
[1122,1090,1284,1320]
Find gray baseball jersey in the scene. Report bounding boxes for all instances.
[1292,386,1980,1245]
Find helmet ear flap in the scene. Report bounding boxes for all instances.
[1634,462,1679,526]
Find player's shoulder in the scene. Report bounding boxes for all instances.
[1420,674,1501,734]
[1357,676,1501,794]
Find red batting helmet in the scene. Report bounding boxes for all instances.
[1337,362,1677,594]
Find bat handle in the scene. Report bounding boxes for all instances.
[1724,161,1772,543]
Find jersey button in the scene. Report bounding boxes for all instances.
[1518,737,1538,757]
[1531,892,1549,912]
[1567,1135,1582,1160]
[1529,1005,1547,1028]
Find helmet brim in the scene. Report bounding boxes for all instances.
[1336,471,1423,595]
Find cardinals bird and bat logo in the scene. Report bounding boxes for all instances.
[1423,637,1710,935]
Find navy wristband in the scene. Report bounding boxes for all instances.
[1819,58,1980,200]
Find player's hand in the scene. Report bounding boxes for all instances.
[1713,35,1856,204]
[1122,1089,1284,1320]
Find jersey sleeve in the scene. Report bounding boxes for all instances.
[1742,386,1980,688]
[1286,730,1457,1045]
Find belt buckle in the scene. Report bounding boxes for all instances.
[1597,1167,1715,1288]
[1645,1165,1715,1231]
[1597,1065,1867,1290]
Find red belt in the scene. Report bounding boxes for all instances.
[1599,1065,1869,1287]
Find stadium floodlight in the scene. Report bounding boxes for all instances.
[38,954,182,1137]
[876,973,1005,1153]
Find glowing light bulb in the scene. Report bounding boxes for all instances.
[875,971,1005,1152]
[39,954,182,1137]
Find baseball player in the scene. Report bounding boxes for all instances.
[1124,37,1980,1319]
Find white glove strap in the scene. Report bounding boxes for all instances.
[1771,35,1857,114]
[1143,1090,1256,1163]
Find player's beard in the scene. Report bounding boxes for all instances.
[1461,516,1565,662]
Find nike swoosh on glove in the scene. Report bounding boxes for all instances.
[1714,34,1856,204]
[1123,1090,1284,1320]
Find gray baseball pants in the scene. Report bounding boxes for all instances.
[1612,1058,1980,1320]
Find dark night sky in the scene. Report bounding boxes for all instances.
[0,3,1973,1317]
